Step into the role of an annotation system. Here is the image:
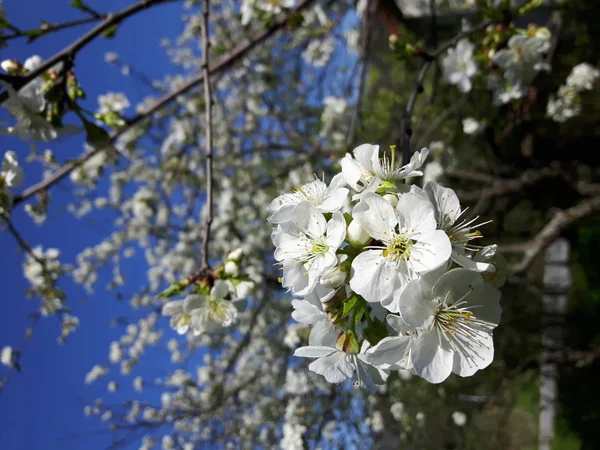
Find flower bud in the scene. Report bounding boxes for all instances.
[224,260,240,277]
[1,59,20,74]
[347,220,371,247]
[227,248,244,263]
[320,265,347,289]
[383,193,399,207]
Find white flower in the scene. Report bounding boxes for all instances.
[302,36,335,68]
[398,268,501,383]
[241,0,295,25]
[492,34,548,86]
[341,144,429,193]
[85,365,108,384]
[442,39,478,93]
[452,411,467,427]
[267,174,348,223]
[566,63,599,91]
[349,192,451,311]
[421,181,492,272]
[1,151,24,187]
[1,346,18,369]
[162,280,237,335]
[97,92,130,114]
[0,79,56,141]
[294,341,388,391]
[462,117,483,135]
[273,204,346,295]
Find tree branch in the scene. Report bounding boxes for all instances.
[511,195,600,275]
[0,0,175,104]
[401,20,491,164]
[200,0,213,270]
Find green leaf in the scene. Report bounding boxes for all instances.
[102,24,118,39]
[25,29,43,44]
[341,295,359,318]
[82,119,111,146]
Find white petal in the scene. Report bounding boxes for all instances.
[451,251,494,272]
[291,299,326,325]
[364,336,411,369]
[184,294,206,313]
[325,210,346,249]
[308,319,338,346]
[210,279,229,300]
[411,330,454,384]
[353,143,378,170]
[408,230,452,273]
[162,300,184,316]
[451,328,494,377]
[319,187,349,212]
[308,351,354,384]
[398,279,435,327]
[352,193,398,242]
[294,345,336,358]
[349,250,399,304]
[396,192,437,234]
[424,181,461,224]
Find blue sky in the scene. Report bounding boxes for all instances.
[0,1,188,449]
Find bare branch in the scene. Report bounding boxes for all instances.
[0,0,176,104]
[401,20,491,164]
[511,195,600,275]
[200,0,214,270]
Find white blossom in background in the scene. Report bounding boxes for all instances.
[452,411,467,426]
[241,0,295,25]
[566,63,600,90]
[442,39,478,93]
[303,36,336,68]
[489,30,551,104]
[547,63,599,122]
[161,280,239,335]
[85,365,109,384]
[97,92,130,115]
[462,117,484,135]
[0,151,24,217]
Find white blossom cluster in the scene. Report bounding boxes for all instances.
[270,144,506,387]
[1,55,81,141]
[0,151,24,218]
[161,249,255,336]
[488,29,551,104]
[547,62,599,122]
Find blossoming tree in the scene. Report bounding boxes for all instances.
[1,0,599,448]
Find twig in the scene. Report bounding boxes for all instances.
[511,195,600,275]
[12,0,318,206]
[0,0,174,104]
[0,16,104,43]
[401,20,491,165]
[458,166,561,203]
[200,0,213,270]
